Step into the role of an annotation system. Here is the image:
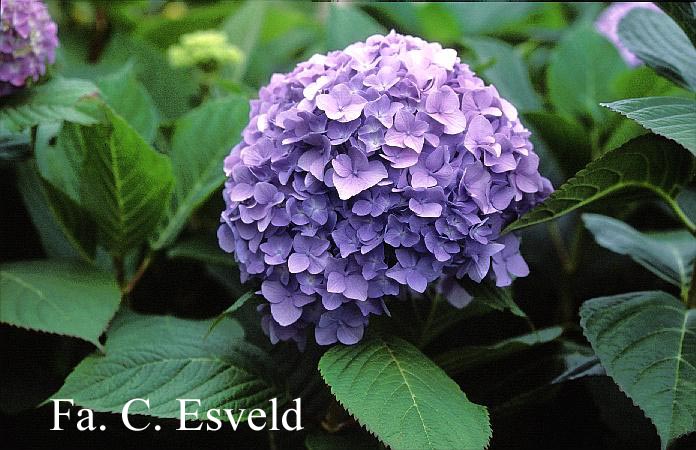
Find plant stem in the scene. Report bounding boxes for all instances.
[418,292,440,348]
[122,252,153,295]
[112,254,125,289]
[268,430,278,450]
[547,222,574,273]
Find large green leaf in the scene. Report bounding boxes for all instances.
[319,335,491,450]
[447,2,541,36]
[0,78,101,132]
[16,162,96,261]
[0,260,120,348]
[326,5,386,51]
[618,8,696,90]
[221,3,320,87]
[657,2,696,48]
[33,122,81,201]
[51,312,285,419]
[434,327,563,376]
[583,214,696,294]
[222,1,268,82]
[580,291,696,448]
[547,25,627,120]
[152,96,248,250]
[97,66,160,143]
[465,37,542,112]
[58,32,198,121]
[505,135,695,233]
[601,97,696,156]
[416,3,462,44]
[76,111,173,255]
[522,111,592,177]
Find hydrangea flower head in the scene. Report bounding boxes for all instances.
[0,0,58,96]
[218,31,553,347]
[595,2,661,67]
[168,30,243,69]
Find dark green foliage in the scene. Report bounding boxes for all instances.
[1,2,695,449]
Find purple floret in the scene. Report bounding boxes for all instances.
[595,2,661,67]
[218,31,553,346]
[0,0,58,96]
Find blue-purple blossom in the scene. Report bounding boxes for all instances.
[0,0,58,96]
[219,31,552,346]
[595,2,661,67]
[331,147,388,200]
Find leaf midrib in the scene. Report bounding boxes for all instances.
[381,339,435,450]
[0,271,70,323]
[507,181,675,232]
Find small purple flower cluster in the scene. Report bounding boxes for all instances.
[595,2,660,67]
[218,32,552,347]
[0,0,58,96]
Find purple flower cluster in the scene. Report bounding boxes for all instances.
[595,2,660,67]
[218,31,552,347]
[0,0,58,96]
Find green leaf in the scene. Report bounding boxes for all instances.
[551,342,604,384]
[416,3,462,44]
[51,312,286,419]
[601,116,650,155]
[465,37,542,112]
[326,5,386,51]
[522,111,592,177]
[167,236,235,267]
[657,2,696,48]
[59,32,199,121]
[547,25,627,120]
[152,96,248,250]
[0,78,102,132]
[612,66,689,99]
[504,135,695,233]
[448,2,541,36]
[434,327,563,376]
[583,214,696,294]
[222,291,255,316]
[319,335,491,450]
[16,162,96,261]
[580,291,696,448]
[417,279,524,348]
[221,3,321,87]
[222,1,268,82]
[97,66,160,143]
[677,187,696,224]
[76,111,174,255]
[618,8,696,90]
[0,260,120,348]
[601,97,696,156]
[462,279,527,318]
[206,291,256,337]
[35,122,83,201]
